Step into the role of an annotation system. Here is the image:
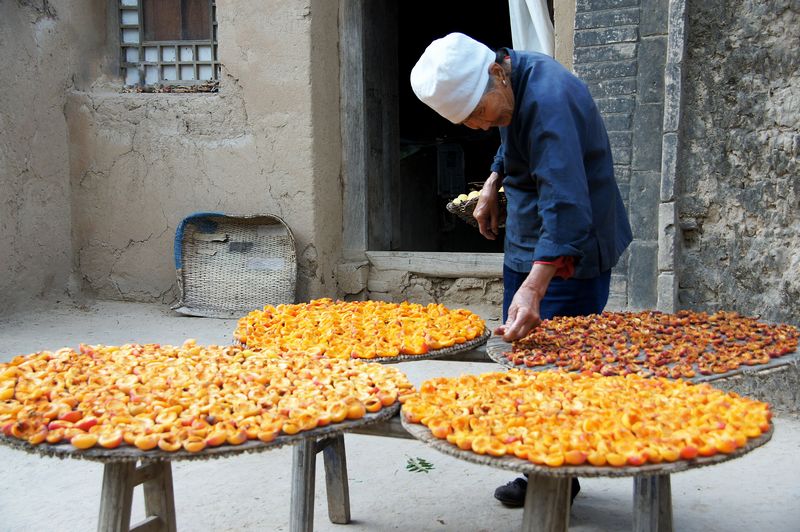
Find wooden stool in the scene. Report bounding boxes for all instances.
[290,434,350,532]
[98,461,177,532]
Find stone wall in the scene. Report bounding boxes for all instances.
[678,0,799,325]
[66,0,342,304]
[0,1,108,315]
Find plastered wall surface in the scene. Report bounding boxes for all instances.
[679,0,799,325]
[67,0,342,304]
[0,1,106,315]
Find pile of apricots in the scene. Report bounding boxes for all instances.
[507,310,798,378]
[402,370,771,467]
[235,298,485,359]
[0,341,414,452]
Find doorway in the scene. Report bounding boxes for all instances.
[394,2,512,253]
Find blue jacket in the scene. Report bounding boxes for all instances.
[491,50,632,278]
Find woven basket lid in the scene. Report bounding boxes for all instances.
[173,213,297,318]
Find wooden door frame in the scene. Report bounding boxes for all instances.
[339,0,400,259]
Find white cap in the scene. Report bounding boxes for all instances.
[410,33,496,124]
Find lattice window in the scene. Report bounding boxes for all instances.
[119,0,218,88]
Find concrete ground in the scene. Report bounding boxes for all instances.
[1,301,798,532]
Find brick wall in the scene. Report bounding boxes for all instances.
[572,0,670,310]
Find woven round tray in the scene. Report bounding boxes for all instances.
[238,328,491,365]
[445,193,507,228]
[486,341,800,384]
[0,403,399,464]
[401,415,773,478]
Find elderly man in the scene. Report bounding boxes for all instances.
[410,33,632,507]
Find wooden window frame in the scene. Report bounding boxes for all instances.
[119,0,219,87]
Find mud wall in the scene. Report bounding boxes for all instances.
[678,0,799,324]
[67,0,342,304]
[0,1,108,314]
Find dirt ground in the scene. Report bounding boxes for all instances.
[1,301,798,531]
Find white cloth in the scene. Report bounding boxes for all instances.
[410,33,496,124]
[508,0,554,56]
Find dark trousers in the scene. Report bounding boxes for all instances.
[502,264,611,501]
[502,265,611,322]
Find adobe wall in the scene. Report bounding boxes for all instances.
[678,0,799,325]
[66,0,342,304]
[0,1,107,315]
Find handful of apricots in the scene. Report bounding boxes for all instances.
[235,298,485,359]
[0,341,414,452]
[402,370,771,467]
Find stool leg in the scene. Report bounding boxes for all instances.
[633,474,673,532]
[290,439,317,532]
[322,434,351,524]
[98,462,136,532]
[141,462,177,532]
[521,474,571,532]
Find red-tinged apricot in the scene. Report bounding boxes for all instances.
[58,411,83,423]
[27,429,48,445]
[714,438,737,454]
[679,445,699,460]
[564,450,587,466]
[134,434,159,451]
[606,453,627,467]
[205,430,227,447]
[47,420,72,431]
[10,421,33,439]
[315,411,332,427]
[46,428,65,444]
[183,437,206,453]
[71,433,99,450]
[158,437,182,452]
[75,417,98,432]
[123,431,138,446]
[626,453,646,466]
[697,445,717,457]
[257,429,279,443]
[227,429,248,446]
[98,431,124,449]
[378,390,398,407]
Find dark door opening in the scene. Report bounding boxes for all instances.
[395,2,512,253]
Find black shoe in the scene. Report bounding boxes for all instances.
[494,477,581,508]
[494,477,527,507]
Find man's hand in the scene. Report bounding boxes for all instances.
[474,172,503,240]
[494,263,557,342]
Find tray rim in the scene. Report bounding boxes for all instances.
[237,328,491,365]
[0,403,400,464]
[401,414,773,478]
